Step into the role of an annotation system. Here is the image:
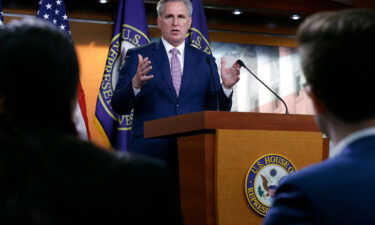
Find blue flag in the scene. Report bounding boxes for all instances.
[0,1,4,26]
[36,0,91,140]
[95,0,150,151]
[188,0,211,54]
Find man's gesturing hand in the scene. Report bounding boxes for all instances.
[132,54,154,89]
[221,58,241,89]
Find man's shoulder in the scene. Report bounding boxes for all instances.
[33,137,177,225]
[41,135,169,178]
[265,142,375,225]
[127,41,159,54]
[186,43,210,56]
[279,154,363,193]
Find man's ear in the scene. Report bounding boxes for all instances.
[157,17,161,30]
[306,86,326,114]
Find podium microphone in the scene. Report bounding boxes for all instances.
[236,59,289,114]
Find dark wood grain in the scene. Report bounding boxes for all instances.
[323,137,330,160]
[178,134,216,225]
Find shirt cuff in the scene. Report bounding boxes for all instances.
[222,85,233,97]
[133,86,141,96]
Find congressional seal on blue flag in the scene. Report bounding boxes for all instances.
[187,0,211,55]
[245,154,297,216]
[95,0,150,151]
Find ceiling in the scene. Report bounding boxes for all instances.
[3,0,354,20]
[2,0,365,39]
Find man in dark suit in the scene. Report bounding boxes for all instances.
[0,18,181,225]
[112,0,241,168]
[263,9,375,225]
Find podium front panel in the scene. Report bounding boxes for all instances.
[178,134,216,225]
[215,129,323,225]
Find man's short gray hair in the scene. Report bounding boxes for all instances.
[156,0,193,17]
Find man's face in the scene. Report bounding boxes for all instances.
[157,1,192,47]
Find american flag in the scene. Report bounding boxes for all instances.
[37,0,70,35]
[0,1,4,26]
[36,0,90,140]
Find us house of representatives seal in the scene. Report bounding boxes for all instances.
[244,154,297,216]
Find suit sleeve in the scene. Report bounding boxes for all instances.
[206,56,232,111]
[262,177,315,225]
[111,48,139,115]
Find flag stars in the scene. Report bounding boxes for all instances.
[37,0,70,35]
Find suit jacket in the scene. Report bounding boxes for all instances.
[112,40,232,166]
[0,128,182,225]
[263,135,375,225]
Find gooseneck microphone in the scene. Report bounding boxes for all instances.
[207,57,220,111]
[237,59,289,114]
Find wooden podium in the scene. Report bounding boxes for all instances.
[144,111,327,225]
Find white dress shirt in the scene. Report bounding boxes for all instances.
[329,126,375,158]
[162,37,185,73]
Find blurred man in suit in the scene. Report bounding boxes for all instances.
[112,0,241,169]
[263,9,375,225]
[0,18,181,225]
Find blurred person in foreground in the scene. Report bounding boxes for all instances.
[263,9,375,225]
[0,18,181,225]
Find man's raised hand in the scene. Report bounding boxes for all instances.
[132,54,154,89]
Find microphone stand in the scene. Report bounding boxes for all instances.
[237,60,289,114]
